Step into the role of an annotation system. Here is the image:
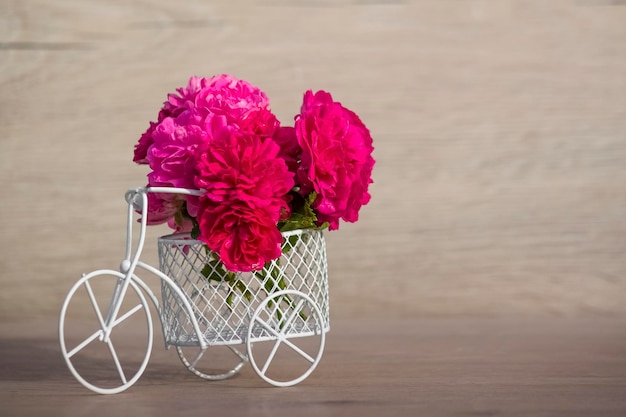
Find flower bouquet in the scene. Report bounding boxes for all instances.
[133,74,374,344]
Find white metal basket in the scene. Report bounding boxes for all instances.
[158,228,330,347]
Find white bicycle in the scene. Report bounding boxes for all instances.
[59,187,330,394]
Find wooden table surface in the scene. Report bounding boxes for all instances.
[2,318,625,417]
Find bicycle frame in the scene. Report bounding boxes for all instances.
[61,186,327,392]
[106,186,209,350]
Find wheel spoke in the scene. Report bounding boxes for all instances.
[190,348,206,368]
[261,339,283,375]
[112,303,144,327]
[276,337,316,364]
[107,340,128,384]
[227,345,248,361]
[67,329,103,358]
[246,290,326,387]
[255,317,282,339]
[84,280,105,329]
[280,298,306,333]
[258,298,309,374]
[60,271,154,394]
[176,345,246,381]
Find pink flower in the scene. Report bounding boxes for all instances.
[272,126,301,174]
[194,126,294,271]
[133,122,157,164]
[238,108,279,140]
[146,114,208,190]
[141,192,184,225]
[134,74,272,169]
[167,216,194,234]
[195,126,294,211]
[295,90,375,230]
[165,75,209,115]
[197,201,284,272]
[134,77,207,164]
[192,74,271,128]
[132,74,375,268]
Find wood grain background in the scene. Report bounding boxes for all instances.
[2,0,626,320]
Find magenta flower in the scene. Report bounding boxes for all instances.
[238,108,279,140]
[133,122,157,164]
[272,126,301,174]
[132,74,375,271]
[141,192,184,226]
[194,126,294,271]
[164,75,209,115]
[133,108,173,164]
[195,126,294,211]
[295,90,375,230]
[134,77,207,164]
[197,201,284,272]
[192,74,271,129]
[134,74,273,174]
[167,216,194,234]
[146,114,208,190]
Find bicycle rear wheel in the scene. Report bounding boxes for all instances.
[175,344,246,380]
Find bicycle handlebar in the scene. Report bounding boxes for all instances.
[120,186,206,277]
[125,187,206,211]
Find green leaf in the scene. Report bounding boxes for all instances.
[201,259,232,283]
[279,191,329,232]
[191,222,200,239]
[235,280,252,302]
[316,221,330,231]
[282,234,300,253]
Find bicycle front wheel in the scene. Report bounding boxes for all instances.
[59,270,153,394]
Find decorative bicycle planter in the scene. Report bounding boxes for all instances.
[59,187,330,394]
[59,74,375,394]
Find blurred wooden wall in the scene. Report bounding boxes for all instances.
[1,0,626,320]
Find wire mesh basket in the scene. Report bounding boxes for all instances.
[157,228,330,348]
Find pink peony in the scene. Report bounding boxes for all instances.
[133,122,157,164]
[164,75,209,115]
[272,126,301,174]
[141,192,184,225]
[134,77,207,164]
[192,74,270,129]
[196,201,284,272]
[134,74,272,171]
[194,125,294,271]
[195,126,294,212]
[133,74,280,234]
[167,216,194,234]
[238,108,279,140]
[295,90,375,230]
[132,74,376,271]
[146,114,208,190]
[133,108,175,164]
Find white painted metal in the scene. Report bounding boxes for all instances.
[59,187,330,393]
[246,290,326,387]
[59,270,153,394]
[158,228,330,347]
[175,345,247,380]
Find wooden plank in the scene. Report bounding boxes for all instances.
[1,0,626,319]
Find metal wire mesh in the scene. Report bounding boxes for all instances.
[157,229,330,347]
